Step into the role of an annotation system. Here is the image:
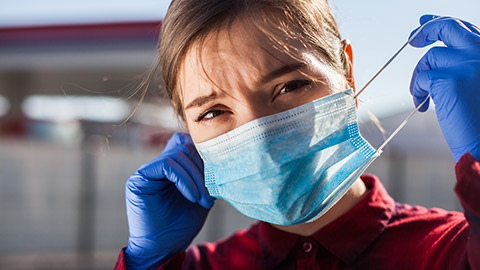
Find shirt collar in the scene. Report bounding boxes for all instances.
[258,175,395,268]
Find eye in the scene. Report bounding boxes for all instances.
[278,80,311,95]
[195,109,225,122]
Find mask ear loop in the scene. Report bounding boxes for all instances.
[376,96,429,153]
[353,16,446,155]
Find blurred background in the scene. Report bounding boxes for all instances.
[0,0,478,269]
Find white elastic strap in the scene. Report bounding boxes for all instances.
[355,16,446,98]
[376,95,430,154]
[353,16,447,154]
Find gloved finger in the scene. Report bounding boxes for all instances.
[419,14,438,25]
[410,74,428,111]
[422,46,471,69]
[173,137,212,207]
[410,69,439,112]
[144,132,198,169]
[143,131,212,207]
[172,151,203,182]
[459,19,480,36]
[411,95,430,113]
[173,151,214,208]
[409,81,430,112]
[197,189,215,209]
[126,172,170,196]
[146,133,200,171]
[410,46,467,103]
[409,50,434,111]
[419,15,480,37]
[181,140,204,171]
[138,157,201,203]
[175,137,213,208]
[411,68,452,112]
[162,157,202,203]
[163,133,205,171]
[162,132,191,154]
[409,16,480,48]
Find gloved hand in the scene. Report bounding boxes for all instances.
[409,15,480,162]
[124,132,214,269]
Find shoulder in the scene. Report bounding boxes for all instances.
[360,175,469,268]
[390,202,467,230]
[379,202,469,268]
[183,223,264,270]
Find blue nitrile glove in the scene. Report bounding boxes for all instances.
[409,15,480,162]
[124,132,214,269]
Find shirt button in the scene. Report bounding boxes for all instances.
[302,242,313,253]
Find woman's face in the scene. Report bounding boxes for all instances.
[179,19,348,143]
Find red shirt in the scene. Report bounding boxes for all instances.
[115,153,480,269]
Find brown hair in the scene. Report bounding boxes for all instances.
[157,0,350,118]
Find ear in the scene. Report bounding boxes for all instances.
[343,40,355,94]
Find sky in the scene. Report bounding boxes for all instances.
[330,0,479,118]
[0,0,170,27]
[0,0,479,119]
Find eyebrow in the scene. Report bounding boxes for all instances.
[184,62,306,110]
[185,92,218,110]
[260,62,306,85]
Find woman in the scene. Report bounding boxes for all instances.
[115,0,480,269]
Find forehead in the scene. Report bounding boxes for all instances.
[178,18,310,96]
[199,24,302,70]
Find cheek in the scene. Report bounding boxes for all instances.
[185,122,216,143]
[182,109,217,143]
[182,111,200,142]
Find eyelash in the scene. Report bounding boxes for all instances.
[277,79,311,96]
[195,109,225,122]
[195,79,312,123]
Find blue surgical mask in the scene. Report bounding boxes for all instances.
[195,89,379,225]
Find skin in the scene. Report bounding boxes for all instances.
[178,19,367,236]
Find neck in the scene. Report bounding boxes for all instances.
[271,178,368,237]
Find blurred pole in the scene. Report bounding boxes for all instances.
[76,128,99,268]
[0,71,29,137]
